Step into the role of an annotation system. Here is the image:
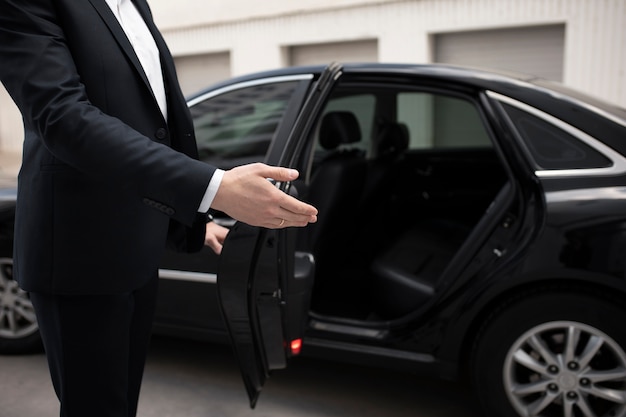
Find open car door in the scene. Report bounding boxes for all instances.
[217,62,343,408]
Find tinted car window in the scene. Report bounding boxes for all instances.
[190,81,299,169]
[311,91,492,158]
[502,102,612,170]
[398,93,491,150]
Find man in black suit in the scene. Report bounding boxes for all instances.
[0,0,318,416]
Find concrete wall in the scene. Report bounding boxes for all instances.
[157,0,625,107]
[1,0,624,154]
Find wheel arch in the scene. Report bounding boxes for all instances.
[450,276,626,383]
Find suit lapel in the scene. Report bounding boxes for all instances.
[87,0,153,100]
[132,0,200,157]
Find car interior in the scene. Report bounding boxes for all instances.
[297,86,508,322]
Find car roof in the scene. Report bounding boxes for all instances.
[193,62,624,118]
[189,62,626,154]
[192,62,540,95]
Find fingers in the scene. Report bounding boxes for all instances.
[204,222,229,254]
[278,191,318,217]
[270,212,317,229]
[272,200,318,228]
[261,191,317,228]
[205,237,222,255]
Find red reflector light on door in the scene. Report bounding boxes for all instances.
[290,339,303,355]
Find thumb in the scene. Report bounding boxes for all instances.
[263,166,300,182]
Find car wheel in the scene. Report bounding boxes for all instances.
[471,288,626,417]
[0,257,42,354]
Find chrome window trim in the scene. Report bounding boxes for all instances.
[186,74,314,107]
[159,269,217,284]
[487,91,626,178]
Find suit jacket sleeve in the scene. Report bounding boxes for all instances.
[0,0,214,229]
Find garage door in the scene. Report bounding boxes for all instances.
[288,39,378,66]
[174,52,231,96]
[434,24,565,81]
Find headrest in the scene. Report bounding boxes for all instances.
[376,122,409,157]
[319,111,361,150]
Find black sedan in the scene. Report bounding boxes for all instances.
[2,62,626,417]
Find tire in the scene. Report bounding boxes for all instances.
[0,257,43,354]
[470,288,626,417]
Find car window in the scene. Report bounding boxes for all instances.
[397,92,491,150]
[308,89,494,167]
[501,102,612,170]
[190,81,299,169]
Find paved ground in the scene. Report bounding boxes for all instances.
[0,335,482,417]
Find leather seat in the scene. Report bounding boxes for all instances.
[369,219,470,318]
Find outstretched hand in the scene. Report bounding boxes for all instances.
[210,163,318,229]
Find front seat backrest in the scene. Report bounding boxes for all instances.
[318,111,362,151]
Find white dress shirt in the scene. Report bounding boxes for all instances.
[104,0,222,214]
[105,0,167,119]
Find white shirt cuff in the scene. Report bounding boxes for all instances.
[198,169,224,213]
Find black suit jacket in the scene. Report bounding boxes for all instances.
[0,0,215,294]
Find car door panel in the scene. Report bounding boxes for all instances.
[217,223,277,406]
[217,63,343,407]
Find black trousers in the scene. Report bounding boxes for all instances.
[30,276,158,417]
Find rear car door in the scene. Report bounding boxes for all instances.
[217,63,343,407]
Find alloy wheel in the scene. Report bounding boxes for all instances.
[504,320,626,417]
[0,258,38,340]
